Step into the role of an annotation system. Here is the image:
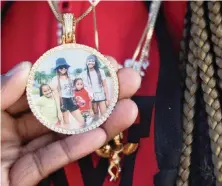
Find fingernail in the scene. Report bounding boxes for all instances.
[5,62,31,77]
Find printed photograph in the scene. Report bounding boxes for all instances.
[31,48,115,130]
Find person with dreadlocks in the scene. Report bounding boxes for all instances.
[51,58,84,128]
[177,2,222,186]
[81,54,110,117]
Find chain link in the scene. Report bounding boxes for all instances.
[47,0,97,24]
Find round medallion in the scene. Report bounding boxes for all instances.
[26,44,119,134]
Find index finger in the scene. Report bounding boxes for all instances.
[1,62,31,111]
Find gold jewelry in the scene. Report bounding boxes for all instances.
[62,14,76,43]
[26,1,119,135]
[95,132,138,181]
[52,1,99,47]
[93,6,99,50]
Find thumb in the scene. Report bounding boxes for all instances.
[1,62,32,110]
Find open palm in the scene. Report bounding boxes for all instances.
[1,58,141,186]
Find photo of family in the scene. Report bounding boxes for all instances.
[31,48,115,130]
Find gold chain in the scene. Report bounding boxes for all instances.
[93,6,99,50]
[137,1,161,63]
[47,0,98,24]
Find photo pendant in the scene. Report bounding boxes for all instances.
[26,43,119,134]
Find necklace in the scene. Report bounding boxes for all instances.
[48,0,96,24]
[53,0,161,181]
[55,1,100,48]
[26,1,119,135]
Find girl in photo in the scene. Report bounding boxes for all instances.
[51,58,84,127]
[35,84,63,126]
[73,78,94,123]
[82,55,109,117]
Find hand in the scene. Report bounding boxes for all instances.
[1,57,141,186]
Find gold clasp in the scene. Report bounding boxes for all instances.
[62,13,76,43]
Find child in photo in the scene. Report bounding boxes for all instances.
[51,58,84,127]
[73,78,94,123]
[81,55,110,117]
[35,84,63,126]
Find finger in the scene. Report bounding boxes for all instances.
[1,62,32,111]
[7,94,29,115]
[10,128,107,186]
[101,98,138,142]
[10,99,138,186]
[17,113,50,142]
[107,55,142,99]
[118,68,141,99]
[21,133,58,155]
[17,92,138,143]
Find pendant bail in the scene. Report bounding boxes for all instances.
[62,13,76,43]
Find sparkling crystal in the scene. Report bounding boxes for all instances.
[140,71,145,76]
[57,23,63,28]
[56,30,62,37]
[107,109,111,115]
[63,14,73,34]
[124,59,134,68]
[134,62,142,72]
[142,59,150,70]
[124,58,149,77]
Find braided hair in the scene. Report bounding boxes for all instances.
[177,2,222,186]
